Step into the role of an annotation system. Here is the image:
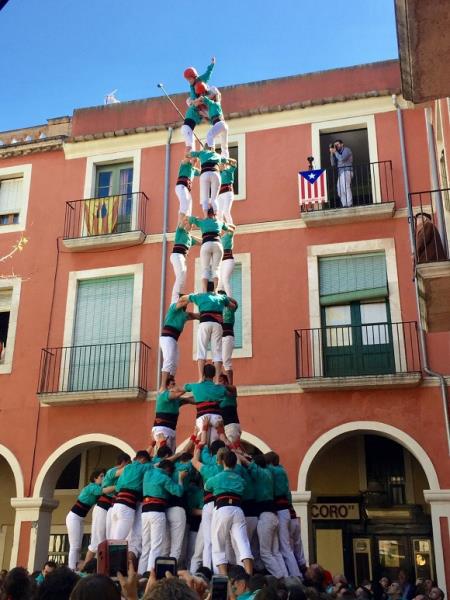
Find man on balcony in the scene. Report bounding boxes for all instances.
[330,140,353,207]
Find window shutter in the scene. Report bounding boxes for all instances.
[231,264,243,348]
[0,178,23,213]
[319,253,388,305]
[73,275,133,345]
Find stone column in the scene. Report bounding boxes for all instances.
[10,497,59,571]
[291,491,312,564]
[424,490,450,595]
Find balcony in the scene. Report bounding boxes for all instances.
[37,341,150,405]
[411,189,450,332]
[299,161,395,227]
[295,321,421,391]
[62,191,148,251]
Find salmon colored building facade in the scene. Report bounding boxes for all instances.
[1,60,450,587]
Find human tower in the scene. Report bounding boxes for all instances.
[65,58,306,580]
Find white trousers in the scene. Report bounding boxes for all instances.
[200,241,223,280]
[201,501,214,569]
[257,511,288,577]
[200,171,221,212]
[170,253,187,304]
[139,511,166,573]
[218,258,234,297]
[175,184,192,216]
[195,414,223,444]
[211,506,252,571]
[277,509,300,576]
[197,322,223,362]
[66,511,84,570]
[181,124,195,149]
[290,516,306,568]
[190,521,204,573]
[159,336,179,375]
[337,170,353,207]
[109,503,135,540]
[222,335,234,371]
[164,506,187,560]
[88,505,107,552]
[151,426,176,452]
[224,422,241,443]
[218,190,234,223]
[106,505,114,538]
[207,121,229,158]
[127,503,142,557]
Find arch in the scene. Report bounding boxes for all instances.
[33,434,135,498]
[297,421,440,492]
[0,443,25,498]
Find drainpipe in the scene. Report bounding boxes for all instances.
[424,107,449,257]
[393,95,450,453]
[156,127,173,388]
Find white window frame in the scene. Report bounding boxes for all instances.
[306,238,405,376]
[311,114,383,204]
[192,252,252,359]
[60,264,144,390]
[0,278,22,375]
[227,133,246,201]
[0,164,32,234]
[82,149,142,232]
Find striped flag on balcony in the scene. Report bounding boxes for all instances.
[298,169,328,207]
[84,196,119,236]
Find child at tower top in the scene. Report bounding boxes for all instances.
[181,57,216,152]
[194,82,229,159]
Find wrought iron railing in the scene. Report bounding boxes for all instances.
[63,191,148,240]
[294,321,420,379]
[37,341,150,394]
[300,160,394,211]
[409,188,450,264]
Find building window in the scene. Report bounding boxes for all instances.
[0,164,32,233]
[93,162,134,234]
[365,435,406,505]
[0,279,21,374]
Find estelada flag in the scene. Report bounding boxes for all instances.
[84,196,119,236]
[298,169,327,205]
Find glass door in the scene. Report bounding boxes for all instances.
[95,163,134,233]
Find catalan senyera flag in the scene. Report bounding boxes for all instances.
[298,169,328,206]
[84,196,119,236]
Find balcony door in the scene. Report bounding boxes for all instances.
[322,300,395,377]
[94,163,134,233]
[69,275,134,391]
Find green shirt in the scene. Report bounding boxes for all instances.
[178,162,200,180]
[268,464,291,500]
[223,304,236,326]
[163,303,189,333]
[102,466,118,498]
[188,292,229,313]
[116,460,152,492]
[188,216,228,236]
[248,463,275,502]
[174,226,197,250]
[186,483,204,512]
[185,105,202,125]
[142,466,183,499]
[204,469,245,496]
[199,448,223,481]
[234,464,255,501]
[155,390,179,415]
[238,592,257,600]
[190,149,227,167]
[219,387,237,408]
[78,482,103,507]
[184,380,230,404]
[221,231,234,250]
[189,62,215,99]
[220,164,236,185]
[202,95,223,121]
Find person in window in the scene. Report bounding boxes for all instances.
[414,212,447,262]
[330,139,353,207]
[182,57,216,152]
[65,469,106,570]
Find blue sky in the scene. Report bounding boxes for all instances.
[0,0,398,132]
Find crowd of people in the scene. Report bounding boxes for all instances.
[0,562,445,600]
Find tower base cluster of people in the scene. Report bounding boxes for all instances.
[64,58,307,582]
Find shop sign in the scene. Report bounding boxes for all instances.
[311,502,360,520]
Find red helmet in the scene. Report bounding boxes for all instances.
[194,81,208,95]
[184,67,198,80]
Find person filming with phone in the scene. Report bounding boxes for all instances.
[329,139,353,207]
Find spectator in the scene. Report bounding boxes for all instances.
[35,561,57,585]
[424,581,435,596]
[1,567,35,600]
[229,565,252,599]
[429,588,445,600]
[37,567,79,600]
[69,575,121,600]
[80,560,97,575]
[142,577,198,600]
[414,212,447,263]
[304,564,327,593]
[397,570,415,600]
[330,139,353,207]
[387,582,403,600]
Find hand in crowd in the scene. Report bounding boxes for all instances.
[117,560,138,600]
